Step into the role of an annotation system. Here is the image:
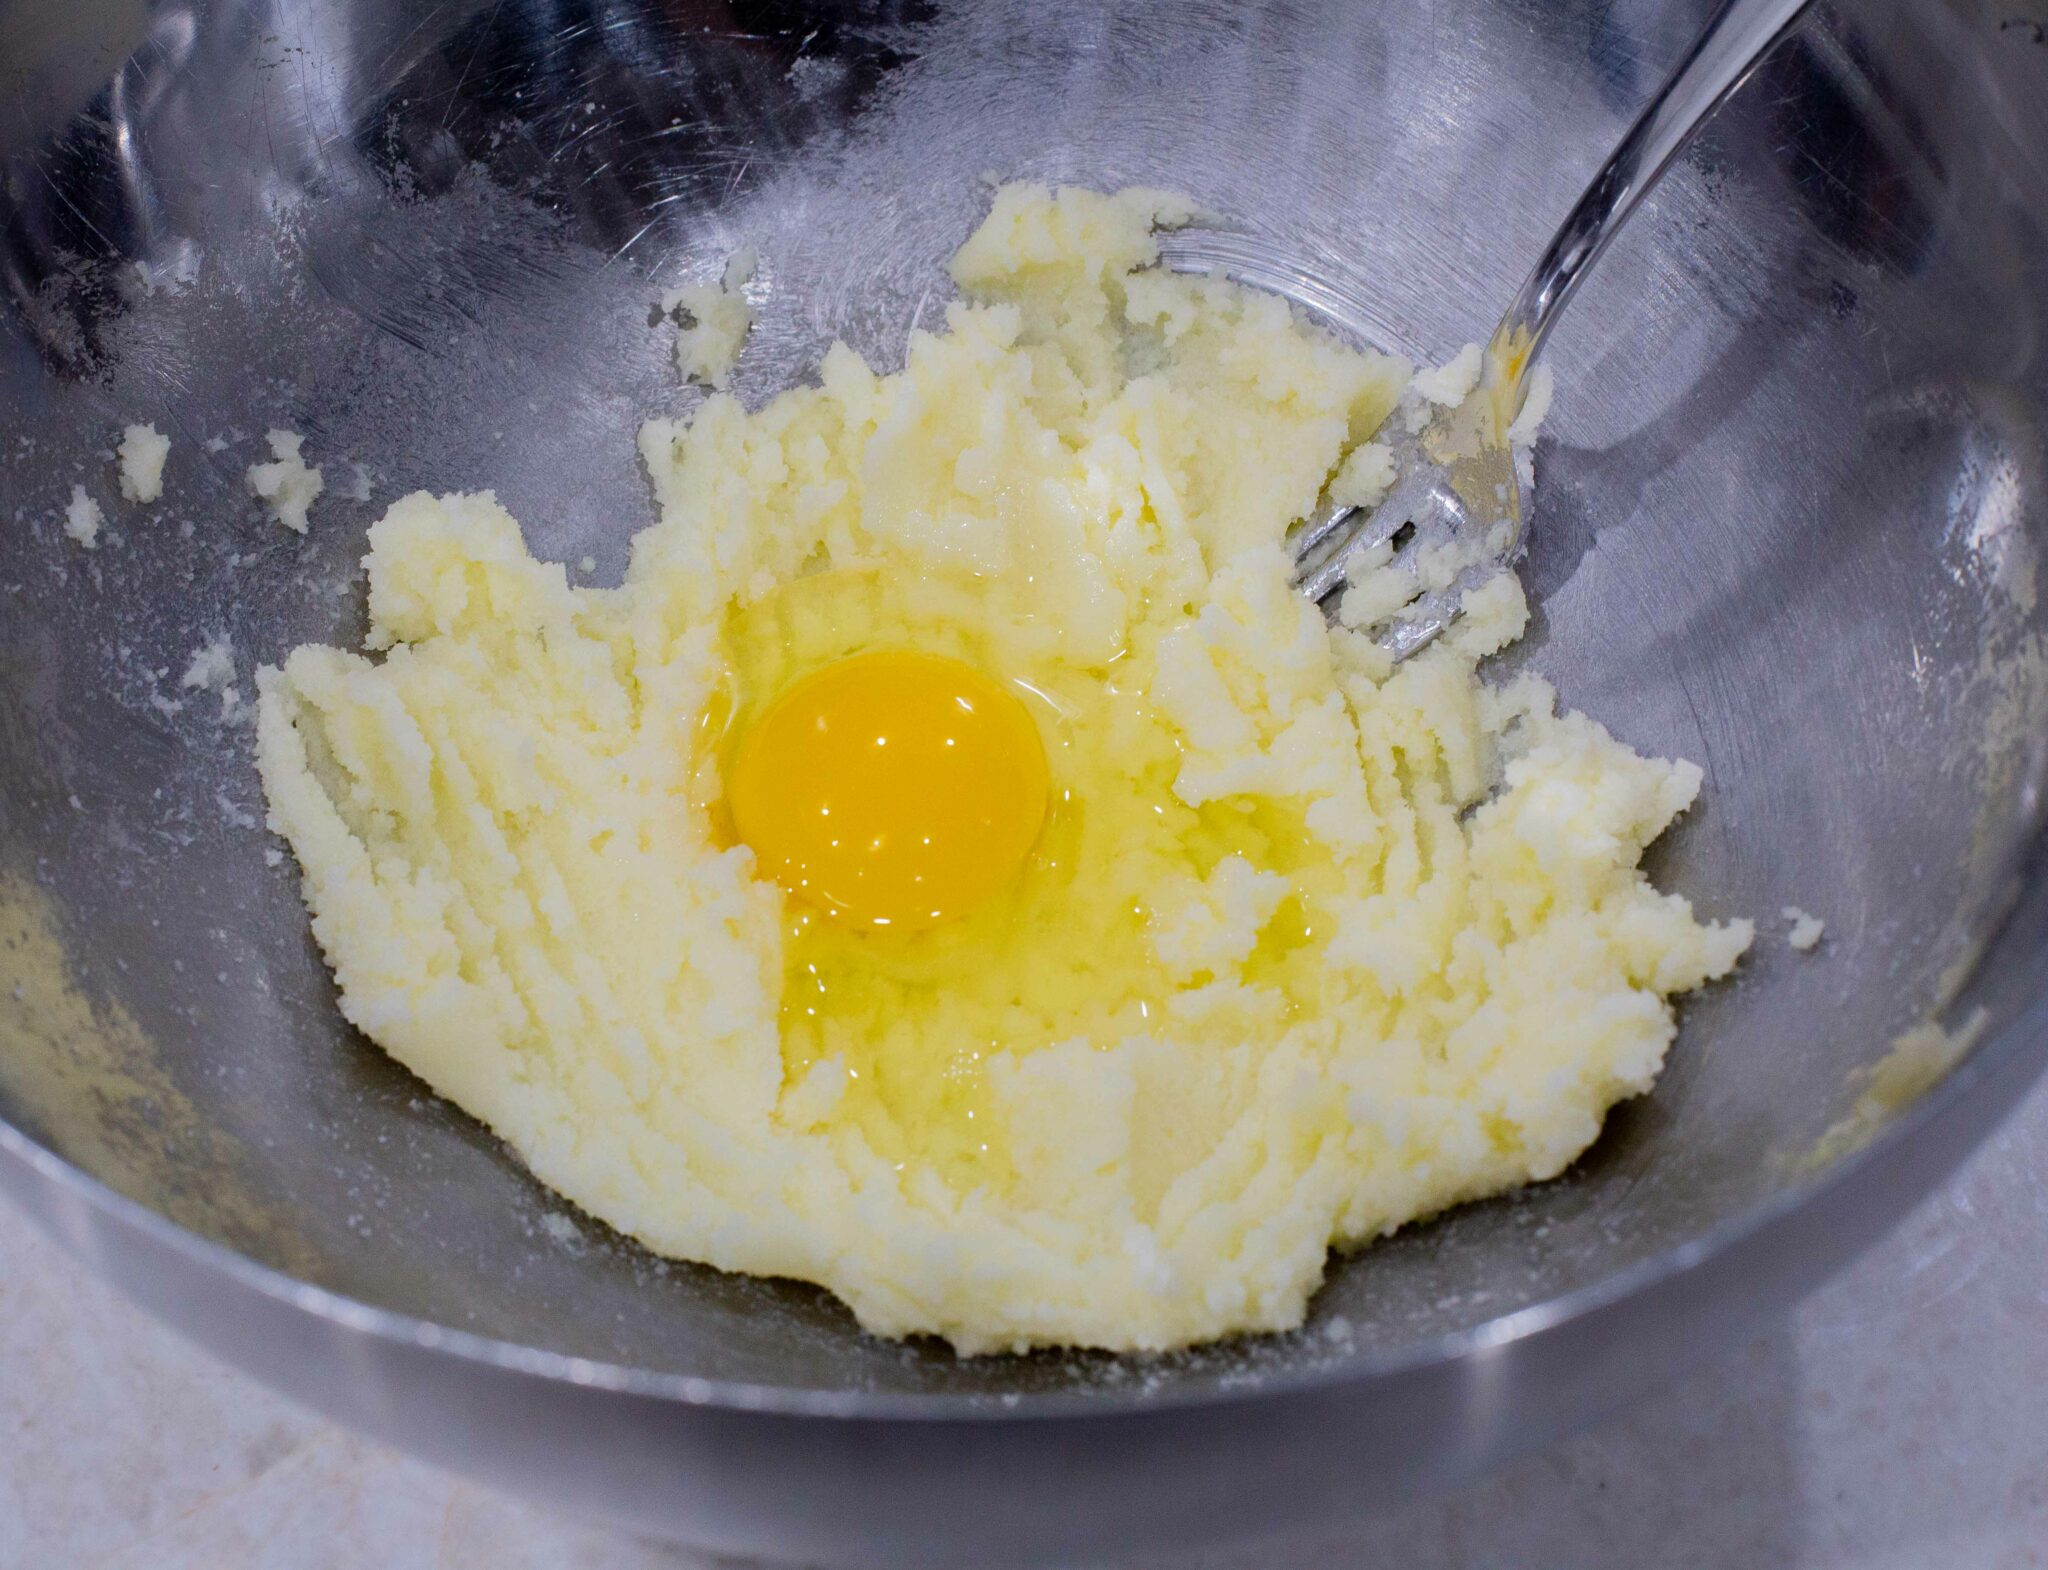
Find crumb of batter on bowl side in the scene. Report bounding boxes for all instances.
[246,429,324,533]
[1783,906,1825,951]
[181,634,249,722]
[181,635,234,692]
[62,484,102,548]
[253,183,1754,1355]
[663,248,756,388]
[117,423,170,503]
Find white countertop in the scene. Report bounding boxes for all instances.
[5,1072,2046,1570]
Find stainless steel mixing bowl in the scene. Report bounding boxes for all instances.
[2,0,2045,1562]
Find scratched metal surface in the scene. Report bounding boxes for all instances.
[0,0,2046,1410]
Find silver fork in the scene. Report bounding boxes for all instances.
[1179,0,1816,656]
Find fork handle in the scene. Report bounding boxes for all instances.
[1488,0,1818,406]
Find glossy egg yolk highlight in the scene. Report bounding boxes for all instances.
[725,651,1051,931]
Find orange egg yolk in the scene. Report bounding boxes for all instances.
[724,650,1051,932]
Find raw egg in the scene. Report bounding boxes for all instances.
[709,566,1331,1192]
[725,649,1051,931]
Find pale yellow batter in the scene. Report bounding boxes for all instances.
[254,185,1752,1353]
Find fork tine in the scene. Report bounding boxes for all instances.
[1291,498,1358,562]
[1293,467,1440,603]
